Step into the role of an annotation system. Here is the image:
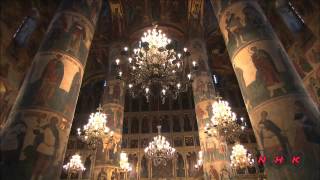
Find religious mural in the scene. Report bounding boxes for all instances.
[0,111,70,179]
[218,2,274,58]
[140,155,148,178]
[39,13,94,65]
[58,0,102,26]
[232,41,305,111]
[176,153,185,177]
[16,53,83,120]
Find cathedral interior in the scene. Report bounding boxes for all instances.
[0,0,320,180]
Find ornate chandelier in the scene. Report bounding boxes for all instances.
[230,143,255,169]
[77,105,114,150]
[204,97,246,142]
[144,125,176,166]
[63,154,86,174]
[114,26,193,103]
[119,152,132,172]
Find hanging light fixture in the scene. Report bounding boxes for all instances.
[63,154,86,174]
[144,125,176,166]
[114,25,194,103]
[230,143,255,169]
[204,97,247,142]
[119,152,132,172]
[77,105,114,150]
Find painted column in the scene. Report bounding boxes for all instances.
[94,42,126,179]
[188,39,231,179]
[211,0,320,179]
[0,0,102,179]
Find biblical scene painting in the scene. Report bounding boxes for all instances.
[1,111,70,180]
[39,13,93,65]
[17,53,82,120]
[250,96,320,180]
[219,2,274,58]
[232,41,305,111]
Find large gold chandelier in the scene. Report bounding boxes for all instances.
[63,154,86,174]
[114,26,193,103]
[144,126,176,166]
[77,105,114,150]
[230,143,255,169]
[204,97,246,142]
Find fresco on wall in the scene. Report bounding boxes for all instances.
[0,111,70,179]
[103,80,125,104]
[176,153,185,177]
[17,53,82,120]
[39,13,93,65]
[232,41,305,111]
[218,2,274,58]
[140,155,148,178]
[58,0,102,25]
[123,0,146,28]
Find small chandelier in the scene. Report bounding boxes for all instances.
[114,25,194,103]
[77,105,114,150]
[63,154,86,174]
[204,97,246,142]
[120,152,132,172]
[194,151,204,169]
[144,125,176,166]
[230,143,255,169]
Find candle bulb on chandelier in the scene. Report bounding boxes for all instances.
[115,58,120,65]
[187,73,191,80]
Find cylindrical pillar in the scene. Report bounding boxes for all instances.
[94,42,126,178]
[188,39,231,179]
[211,0,320,179]
[0,0,102,179]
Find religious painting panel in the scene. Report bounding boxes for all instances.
[172,115,181,132]
[176,152,185,177]
[160,115,170,132]
[183,114,192,132]
[232,40,305,111]
[122,0,146,28]
[39,13,94,65]
[130,117,139,134]
[16,53,83,120]
[152,159,173,178]
[218,1,275,58]
[141,116,149,133]
[1,110,71,179]
[250,96,320,179]
[194,99,230,179]
[192,72,216,103]
[140,155,148,178]
[305,65,320,108]
[102,80,125,105]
